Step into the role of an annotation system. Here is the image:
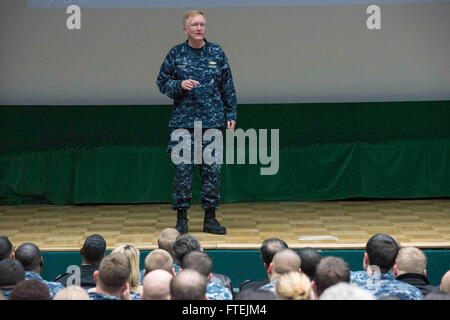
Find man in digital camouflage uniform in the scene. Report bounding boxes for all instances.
[157,10,237,235]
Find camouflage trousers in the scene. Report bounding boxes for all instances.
[168,128,222,211]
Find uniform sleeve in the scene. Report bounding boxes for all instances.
[219,50,237,122]
[156,49,184,100]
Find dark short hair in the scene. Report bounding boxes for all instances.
[365,234,399,273]
[297,247,322,280]
[81,234,106,264]
[260,238,288,265]
[314,256,350,296]
[0,259,25,286]
[9,279,51,300]
[235,289,276,300]
[181,251,212,277]
[0,236,13,261]
[97,253,131,293]
[170,269,207,300]
[14,243,41,271]
[172,234,201,266]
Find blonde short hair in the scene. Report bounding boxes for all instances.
[396,247,427,274]
[112,244,141,294]
[276,271,311,300]
[183,10,205,26]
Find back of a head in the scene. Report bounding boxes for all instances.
[181,251,212,277]
[297,247,322,280]
[272,249,301,274]
[97,253,131,294]
[9,279,51,300]
[145,249,174,274]
[170,269,207,300]
[276,271,311,300]
[158,228,180,256]
[0,236,13,261]
[396,247,427,275]
[143,269,173,300]
[314,256,350,296]
[112,244,140,292]
[365,234,399,273]
[320,283,375,300]
[235,289,277,300]
[0,259,25,286]
[440,270,450,294]
[172,234,202,266]
[81,234,106,265]
[14,243,41,271]
[53,285,90,300]
[260,238,288,265]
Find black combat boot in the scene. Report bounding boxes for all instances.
[203,208,226,235]
[175,209,188,234]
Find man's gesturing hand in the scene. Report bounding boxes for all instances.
[227,120,236,130]
[181,79,200,90]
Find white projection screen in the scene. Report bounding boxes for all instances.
[0,0,449,105]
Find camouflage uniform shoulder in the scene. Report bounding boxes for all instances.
[206,281,233,300]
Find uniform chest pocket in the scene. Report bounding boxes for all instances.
[203,65,221,84]
[175,63,191,79]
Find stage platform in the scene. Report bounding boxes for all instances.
[1,199,449,251]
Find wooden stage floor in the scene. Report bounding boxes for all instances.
[1,199,449,251]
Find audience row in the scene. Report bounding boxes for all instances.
[0,232,449,300]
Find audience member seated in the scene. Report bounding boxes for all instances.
[172,234,202,269]
[240,238,288,291]
[144,249,174,275]
[0,236,15,261]
[297,247,322,281]
[350,233,423,300]
[14,243,64,298]
[158,228,180,257]
[172,234,233,291]
[88,252,131,300]
[142,269,173,300]
[170,269,207,300]
[394,246,437,296]
[320,282,375,300]
[258,249,301,293]
[9,279,51,300]
[312,256,350,299]
[0,259,25,300]
[53,285,90,300]
[181,251,233,300]
[140,228,180,283]
[56,234,106,289]
[276,271,312,300]
[112,244,142,298]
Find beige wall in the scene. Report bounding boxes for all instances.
[1,1,449,104]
